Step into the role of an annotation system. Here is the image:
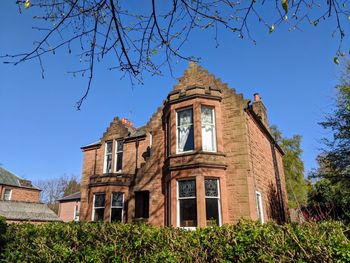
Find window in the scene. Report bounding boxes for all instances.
[205,179,221,226]
[135,191,149,219]
[3,188,12,201]
[176,108,194,153]
[256,191,264,223]
[111,192,124,222]
[177,180,197,227]
[104,141,113,173]
[201,106,216,152]
[92,193,105,221]
[73,204,80,221]
[115,140,123,172]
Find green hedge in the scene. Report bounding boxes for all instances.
[0,220,349,262]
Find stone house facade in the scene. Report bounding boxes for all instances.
[80,63,289,228]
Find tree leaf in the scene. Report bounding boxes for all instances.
[334,56,340,65]
[282,0,288,13]
[24,0,30,9]
[269,24,275,34]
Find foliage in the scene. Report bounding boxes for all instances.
[1,1,349,108]
[36,174,80,214]
[0,216,7,253]
[1,220,349,262]
[306,179,350,224]
[316,62,350,185]
[308,62,350,223]
[270,126,307,208]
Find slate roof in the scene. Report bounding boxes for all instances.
[57,191,81,202]
[0,167,39,190]
[0,201,61,222]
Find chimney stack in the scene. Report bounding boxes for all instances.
[121,118,134,128]
[251,92,269,128]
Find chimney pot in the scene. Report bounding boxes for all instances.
[254,93,261,102]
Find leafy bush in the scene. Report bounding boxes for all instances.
[1,220,349,262]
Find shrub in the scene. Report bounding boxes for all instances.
[1,220,349,262]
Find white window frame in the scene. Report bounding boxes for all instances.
[201,106,217,152]
[103,141,113,173]
[3,188,12,201]
[205,179,222,226]
[110,192,124,222]
[114,140,123,173]
[73,204,79,221]
[177,179,197,230]
[92,193,105,221]
[256,191,264,223]
[176,107,194,154]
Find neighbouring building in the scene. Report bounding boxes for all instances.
[0,167,61,223]
[57,192,81,222]
[79,63,289,228]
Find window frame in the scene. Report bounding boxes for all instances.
[3,188,12,201]
[255,191,264,224]
[177,179,197,229]
[114,140,123,173]
[204,178,222,226]
[201,106,217,152]
[92,193,105,221]
[103,141,113,174]
[176,107,195,154]
[110,192,124,222]
[73,204,79,221]
[134,191,150,219]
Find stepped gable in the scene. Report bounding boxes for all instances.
[172,61,232,93]
[100,117,133,141]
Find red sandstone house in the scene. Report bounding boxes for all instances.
[80,63,289,228]
[0,167,61,223]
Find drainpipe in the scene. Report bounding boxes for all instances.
[270,142,286,223]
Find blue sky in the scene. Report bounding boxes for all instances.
[0,1,349,182]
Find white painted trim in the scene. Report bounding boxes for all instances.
[255,191,264,224]
[103,141,112,174]
[177,179,197,229]
[176,107,194,154]
[204,179,222,226]
[3,188,12,201]
[114,140,123,173]
[201,106,217,153]
[110,192,124,223]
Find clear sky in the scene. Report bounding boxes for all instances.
[0,1,349,182]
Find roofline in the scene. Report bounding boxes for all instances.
[80,142,102,150]
[0,183,41,191]
[245,107,285,155]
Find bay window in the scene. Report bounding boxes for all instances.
[176,108,194,153]
[104,141,113,173]
[92,193,105,221]
[201,106,216,152]
[178,180,197,227]
[115,140,123,172]
[205,179,221,226]
[111,192,124,222]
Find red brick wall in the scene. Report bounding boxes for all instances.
[58,200,80,222]
[0,185,40,203]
